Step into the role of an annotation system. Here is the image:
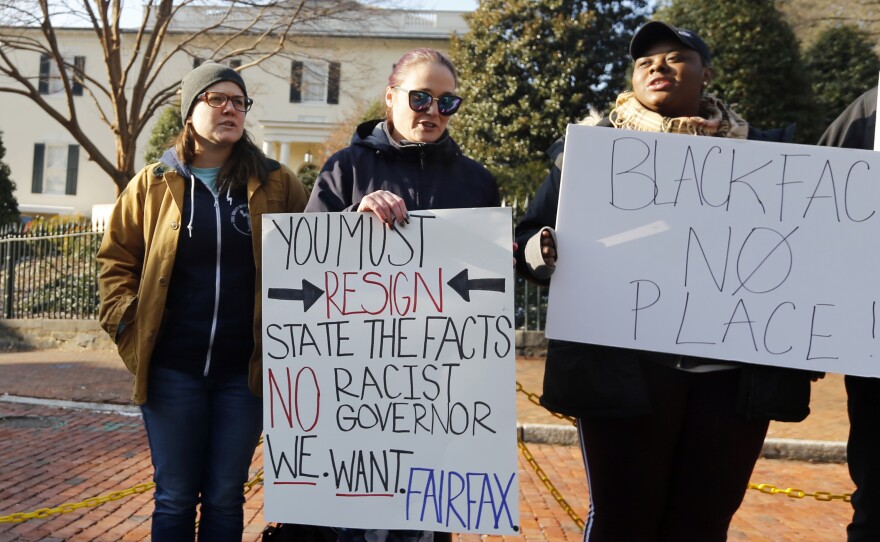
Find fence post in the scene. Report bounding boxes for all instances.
[4,244,13,318]
[537,285,543,332]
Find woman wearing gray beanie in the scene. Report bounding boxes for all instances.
[97,61,309,540]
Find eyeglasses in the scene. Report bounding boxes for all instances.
[197,91,254,113]
[393,86,463,116]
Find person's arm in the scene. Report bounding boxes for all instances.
[281,165,310,213]
[305,151,361,213]
[818,86,877,150]
[514,147,563,286]
[483,167,502,208]
[97,175,148,343]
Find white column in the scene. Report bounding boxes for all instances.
[262,140,274,159]
[279,141,291,168]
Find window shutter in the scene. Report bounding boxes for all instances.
[290,61,303,103]
[65,145,79,195]
[38,54,50,95]
[72,56,85,96]
[327,62,340,105]
[32,144,45,193]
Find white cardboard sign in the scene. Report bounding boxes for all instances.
[547,124,880,377]
[261,208,520,533]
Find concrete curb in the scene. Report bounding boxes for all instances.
[760,437,847,464]
[0,393,141,415]
[518,423,848,464]
[1,395,848,464]
[519,422,579,447]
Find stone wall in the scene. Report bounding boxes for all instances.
[0,319,115,351]
[515,330,547,357]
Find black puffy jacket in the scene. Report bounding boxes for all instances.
[306,119,500,212]
[818,86,877,150]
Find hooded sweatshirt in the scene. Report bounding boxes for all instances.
[149,149,256,378]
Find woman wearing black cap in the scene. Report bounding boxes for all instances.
[514,21,812,541]
[97,62,309,540]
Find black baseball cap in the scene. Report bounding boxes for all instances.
[630,21,711,63]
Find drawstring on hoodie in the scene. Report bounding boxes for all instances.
[188,176,228,238]
[187,174,195,238]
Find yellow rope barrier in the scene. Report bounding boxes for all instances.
[516,381,577,426]
[748,483,852,502]
[0,482,156,524]
[0,466,267,525]
[518,437,585,530]
[0,387,854,529]
[514,380,854,517]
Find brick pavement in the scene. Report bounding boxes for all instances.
[0,350,857,540]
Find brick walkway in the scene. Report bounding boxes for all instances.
[0,350,856,541]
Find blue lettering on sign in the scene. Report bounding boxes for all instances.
[404,467,516,530]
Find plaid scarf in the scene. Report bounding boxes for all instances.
[608,91,749,139]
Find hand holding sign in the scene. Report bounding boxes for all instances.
[357,189,410,228]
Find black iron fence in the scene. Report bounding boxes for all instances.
[510,202,548,331]
[0,211,548,330]
[0,219,102,319]
[516,277,547,331]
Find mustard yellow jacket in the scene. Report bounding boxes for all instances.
[97,159,308,404]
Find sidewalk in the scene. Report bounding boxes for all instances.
[0,350,856,541]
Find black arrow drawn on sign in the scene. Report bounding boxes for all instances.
[447,268,505,302]
[267,279,325,312]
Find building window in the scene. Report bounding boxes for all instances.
[39,55,85,96]
[193,57,241,69]
[290,60,340,104]
[302,61,327,102]
[31,143,79,195]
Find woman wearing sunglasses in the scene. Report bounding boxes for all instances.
[97,61,308,540]
[305,48,499,542]
[514,22,814,541]
[306,47,499,227]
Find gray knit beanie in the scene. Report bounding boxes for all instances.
[180,62,247,125]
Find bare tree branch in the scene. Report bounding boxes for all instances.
[0,0,378,193]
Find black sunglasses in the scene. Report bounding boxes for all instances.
[393,86,463,116]
[197,91,254,113]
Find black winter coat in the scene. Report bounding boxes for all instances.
[818,86,877,150]
[515,119,813,422]
[306,119,500,212]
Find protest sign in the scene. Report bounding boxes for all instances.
[261,208,519,533]
[547,125,880,377]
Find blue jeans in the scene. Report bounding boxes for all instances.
[141,366,263,542]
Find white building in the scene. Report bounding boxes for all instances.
[1,7,468,217]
